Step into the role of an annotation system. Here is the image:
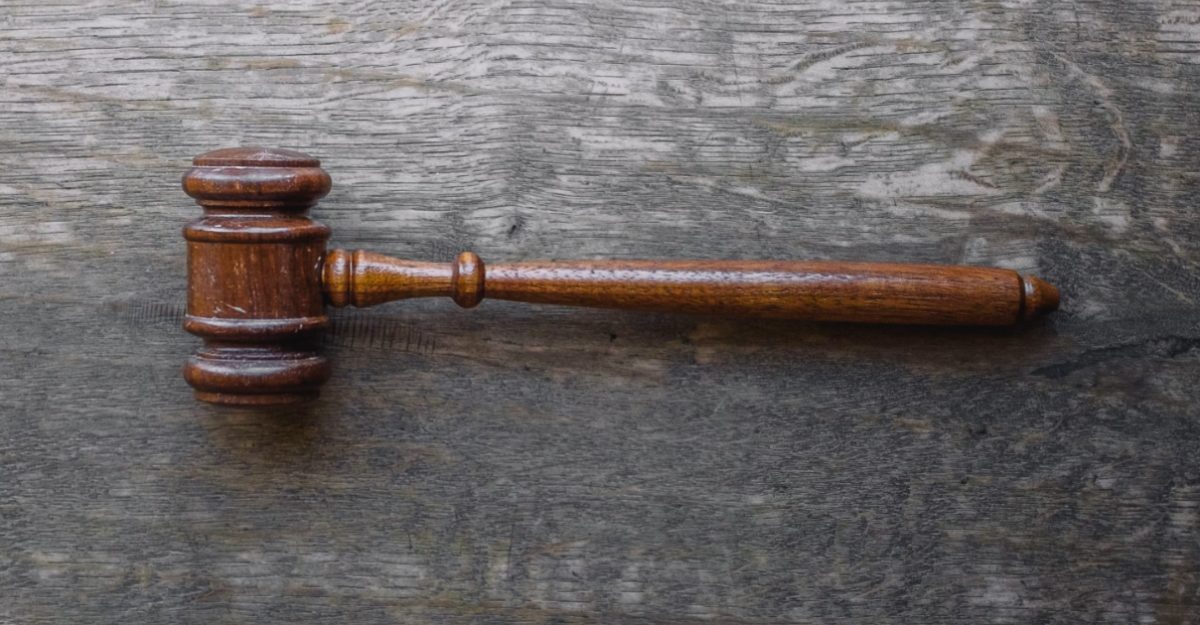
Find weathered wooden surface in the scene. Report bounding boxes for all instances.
[2,1,1198,622]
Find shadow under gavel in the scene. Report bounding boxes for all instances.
[182,147,1059,406]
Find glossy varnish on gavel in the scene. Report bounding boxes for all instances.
[182,147,1060,405]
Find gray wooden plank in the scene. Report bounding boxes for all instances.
[1,1,1198,623]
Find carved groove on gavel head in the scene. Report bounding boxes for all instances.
[183,147,1060,406]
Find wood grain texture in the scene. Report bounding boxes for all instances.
[1,1,1198,623]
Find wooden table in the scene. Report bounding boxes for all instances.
[2,2,1197,622]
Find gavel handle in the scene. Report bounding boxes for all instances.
[323,250,1059,326]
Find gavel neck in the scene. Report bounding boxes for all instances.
[322,249,485,309]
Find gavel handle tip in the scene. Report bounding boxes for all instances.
[1021,275,1061,321]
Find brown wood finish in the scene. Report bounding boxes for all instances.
[325,254,1059,325]
[184,147,1059,405]
[182,148,334,406]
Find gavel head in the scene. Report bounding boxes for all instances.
[182,148,333,405]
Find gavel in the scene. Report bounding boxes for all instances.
[182,147,1060,405]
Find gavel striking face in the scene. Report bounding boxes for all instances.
[183,147,1060,405]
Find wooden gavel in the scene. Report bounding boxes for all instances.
[182,147,1060,405]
